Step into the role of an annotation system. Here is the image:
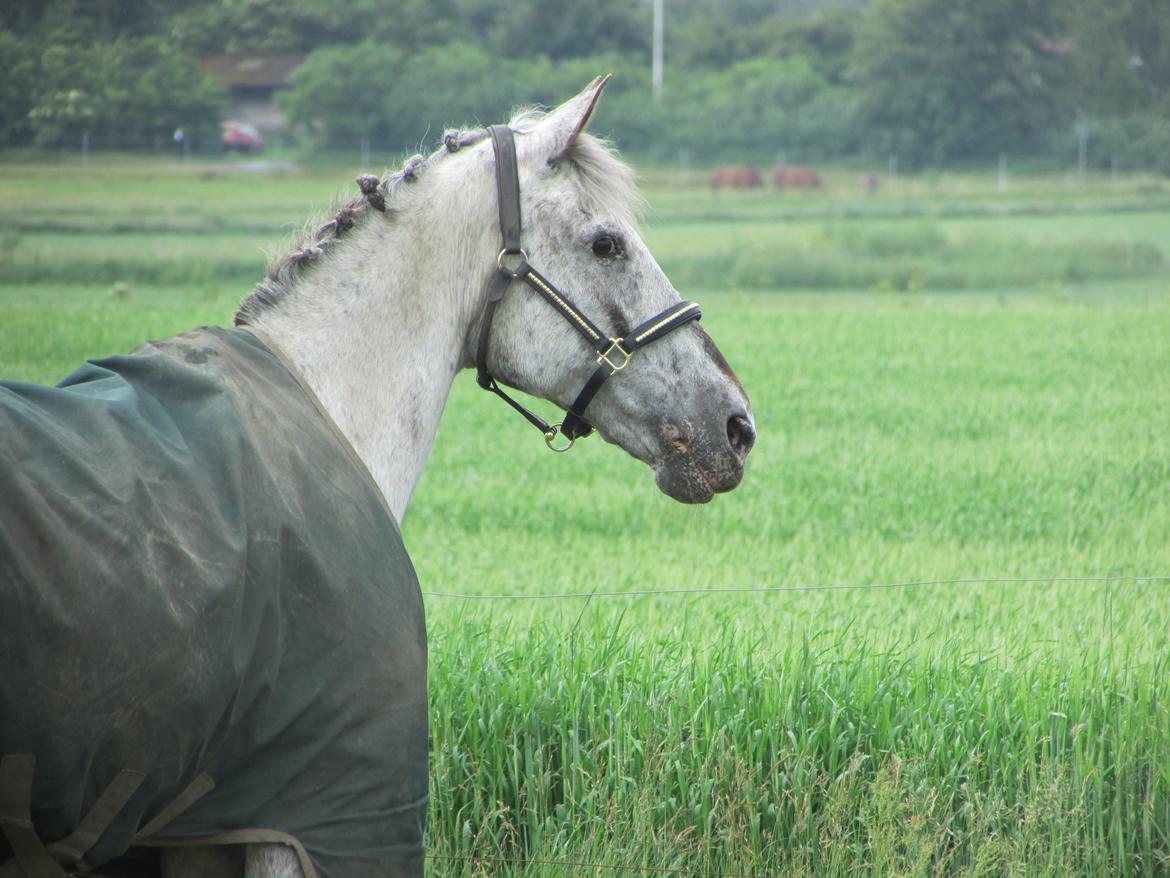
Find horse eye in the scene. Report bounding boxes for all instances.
[591,235,623,259]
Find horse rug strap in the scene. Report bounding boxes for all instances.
[0,327,428,878]
[0,756,213,878]
[476,124,702,444]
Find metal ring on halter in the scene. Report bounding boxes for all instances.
[497,248,529,277]
[543,424,575,453]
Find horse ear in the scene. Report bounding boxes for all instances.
[545,74,612,165]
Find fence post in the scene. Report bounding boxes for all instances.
[1075,122,1089,187]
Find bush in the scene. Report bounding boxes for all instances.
[1079,112,1170,177]
[280,43,648,150]
[27,38,225,149]
[278,43,859,164]
[0,32,38,145]
[665,57,857,163]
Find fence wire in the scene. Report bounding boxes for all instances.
[421,574,1169,601]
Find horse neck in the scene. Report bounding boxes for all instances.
[245,211,488,523]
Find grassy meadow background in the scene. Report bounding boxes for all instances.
[1,152,1169,876]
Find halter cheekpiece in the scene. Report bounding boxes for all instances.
[475,124,702,451]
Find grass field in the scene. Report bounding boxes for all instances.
[2,153,1169,876]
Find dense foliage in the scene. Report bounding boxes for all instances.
[1,0,1168,168]
[852,0,1071,165]
[1,0,224,148]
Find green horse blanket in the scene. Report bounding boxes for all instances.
[0,327,427,878]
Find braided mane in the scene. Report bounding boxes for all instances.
[234,109,638,326]
[233,127,486,326]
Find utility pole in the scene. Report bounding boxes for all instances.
[652,0,663,102]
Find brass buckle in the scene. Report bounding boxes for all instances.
[597,339,632,373]
[543,424,575,453]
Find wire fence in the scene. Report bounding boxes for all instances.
[421,573,1169,602]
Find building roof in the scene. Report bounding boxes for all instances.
[199,53,306,89]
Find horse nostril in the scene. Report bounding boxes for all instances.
[727,415,755,456]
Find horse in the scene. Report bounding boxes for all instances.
[770,164,823,190]
[710,165,762,189]
[0,77,755,878]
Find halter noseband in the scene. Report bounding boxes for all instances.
[475,125,702,452]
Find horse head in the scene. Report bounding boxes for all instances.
[465,77,755,503]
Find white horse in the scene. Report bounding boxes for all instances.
[1,77,753,878]
[238,77,753,519]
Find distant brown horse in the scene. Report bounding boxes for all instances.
[711,165,762,189]
[770,165,823,190]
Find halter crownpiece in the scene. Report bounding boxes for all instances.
[475,124,702,451]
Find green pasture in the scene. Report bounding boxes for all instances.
[1,156,1169,876]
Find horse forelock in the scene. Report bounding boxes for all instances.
[565,132,642,228]
[509,107,642,228]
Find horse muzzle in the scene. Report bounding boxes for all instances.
[653,411,756,503]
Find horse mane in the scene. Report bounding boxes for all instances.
[234,109,639,326]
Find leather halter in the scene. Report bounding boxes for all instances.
[475,124,702,451]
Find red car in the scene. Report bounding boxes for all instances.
[221,121,263,153]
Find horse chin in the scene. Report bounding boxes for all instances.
[652,454,744,504]
[654,465,716,504]
[601,416,751,504]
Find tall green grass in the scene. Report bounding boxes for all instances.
[428,612,1168,876]
[2,158,1169,875]
[412,290,1170,874]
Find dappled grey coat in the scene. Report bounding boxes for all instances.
[0,327,428,878]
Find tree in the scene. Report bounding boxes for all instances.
[1065,0,1170,115]
[852,0,1074,165]
[27,38,225,148]
[476,0,649,61]
[667,0,865,71]
[0,31,38,144]
[173,0,460,54]
[667,56,857,162]
[279,40,648,152]
[278,41,409,147]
